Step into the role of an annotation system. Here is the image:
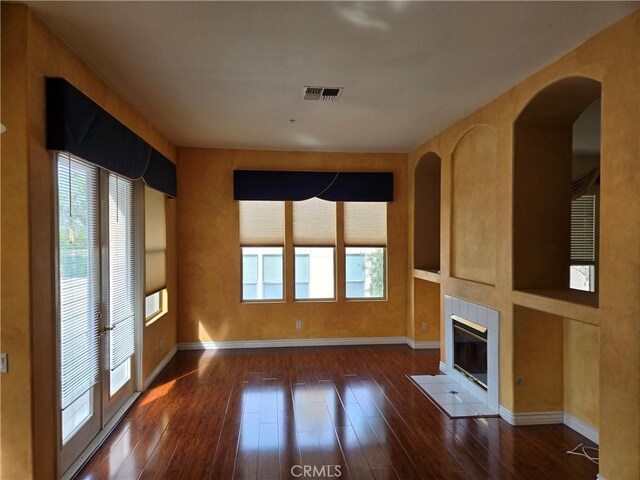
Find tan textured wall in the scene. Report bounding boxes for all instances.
[450,126,498,286]
[409,10,639,478]
[177,149,408,343]
[564,319,599,428]
[1,5,178,477]
[413,279,440,342]
[1,5,33,478]
[513,306,564,412]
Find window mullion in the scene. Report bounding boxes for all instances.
[336,201,346,302]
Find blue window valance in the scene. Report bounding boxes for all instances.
[46,77,176,198]
[233,170,393,202]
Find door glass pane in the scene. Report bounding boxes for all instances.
[108,174,135,394]
[57,154,100,439]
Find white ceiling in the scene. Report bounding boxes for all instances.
[25,1,638,152]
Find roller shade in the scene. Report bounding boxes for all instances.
[234,170,393,202]
[344,202,387,246]
[46,77,177,198]
[293,198,336,246]
[571,194,596,263]
[239,201,285,245]
[145,187,167,294]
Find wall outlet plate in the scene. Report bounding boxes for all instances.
[421,322,428,331]
[295,320,303,330]
[0,353,7,374]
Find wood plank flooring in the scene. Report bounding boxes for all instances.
[77,346,598,479]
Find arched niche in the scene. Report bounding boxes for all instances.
[413,152,441,271]
[450,125,498,285]
[513,76,601,304]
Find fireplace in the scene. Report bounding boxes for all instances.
[452,315,488,390]
[444,296,499,411]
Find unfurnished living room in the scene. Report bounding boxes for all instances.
[1,1,639,479]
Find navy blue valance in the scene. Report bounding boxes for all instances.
[233,170,393,202]
[46,77,176,198]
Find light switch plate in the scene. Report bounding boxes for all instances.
[0,353,7,374]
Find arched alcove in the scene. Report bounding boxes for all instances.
[450,125,498,285]
[413,152,441,271]
[513,76,601,305]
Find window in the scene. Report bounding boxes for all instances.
[293,198,336,300]
[145,289,167,324]
[145,187,168,325]
[344,202,387,299]
[239,201,285,301]
[238,197,388,302]
[570,194,597,292]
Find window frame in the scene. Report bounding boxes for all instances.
[144,288,168,327]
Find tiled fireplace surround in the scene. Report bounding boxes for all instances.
[441,295,500,411]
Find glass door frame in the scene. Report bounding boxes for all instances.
[53,153,144,478]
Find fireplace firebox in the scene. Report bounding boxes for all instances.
[452,315,488,390]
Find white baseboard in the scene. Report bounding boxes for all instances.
[564,412,599,444]
[596,474,605,480]
[499,407,599,445]
[178,336,410,351]
[406,339,440,349]
[143,345,177,390]
[439,361,447,373]
[498,407,564,426]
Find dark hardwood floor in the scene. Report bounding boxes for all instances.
[77,346,598,480]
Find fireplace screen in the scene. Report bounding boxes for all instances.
[452,315,488,390]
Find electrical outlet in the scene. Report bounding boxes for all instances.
[0,353,7,374]
[421,322,428,331]
[295,320,303,330]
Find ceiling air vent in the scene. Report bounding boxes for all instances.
[304,86,343,101]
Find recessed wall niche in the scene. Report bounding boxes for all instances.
[451,126,498,285]
[513,77,601,306]
[413,152,441,272]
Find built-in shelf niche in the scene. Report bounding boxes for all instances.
[414,152,441,272]
[513,76,601,308]
[413,268,440,284]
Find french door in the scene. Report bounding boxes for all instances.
[56,153,138,476]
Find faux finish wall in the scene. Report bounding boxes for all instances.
[0,5,177,478]
[564,319,599,428]
[408,10,639,478]
[177,149,407,344]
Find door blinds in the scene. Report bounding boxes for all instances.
[108,174,136,370]
[145,186,167,295]
[57,154,100,409]
[344,202,387,246]
[239,201,285,245]
[293,197,336,245]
